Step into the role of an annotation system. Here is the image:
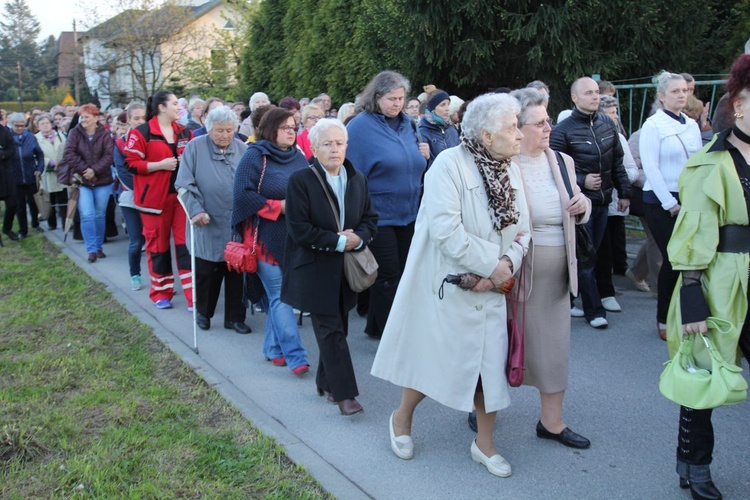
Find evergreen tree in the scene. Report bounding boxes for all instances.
[0,0,43,95]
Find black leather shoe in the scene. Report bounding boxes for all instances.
[680,479,722,500]
[196,313,210,331]
[225,321,251,334]
[536,421,591,449]
[4,231,20,241]
[468,410,478,432]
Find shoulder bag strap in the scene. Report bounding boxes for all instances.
[554,150,574,198]
[309,164,342,232]
[250,156,267,254]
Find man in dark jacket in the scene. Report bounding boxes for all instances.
[0,112,19,241]
[550,77,631,329]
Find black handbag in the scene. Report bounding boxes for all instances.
[554,151,597,268]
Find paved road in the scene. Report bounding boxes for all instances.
[45,228,750,499]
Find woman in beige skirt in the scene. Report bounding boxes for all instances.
[511,88,592,449]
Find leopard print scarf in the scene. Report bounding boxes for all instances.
[461,135,519,233]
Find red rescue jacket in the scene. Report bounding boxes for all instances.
[124,117,192,213]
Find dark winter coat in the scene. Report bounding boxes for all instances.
[417,117,460,169]
[58,123,114,187]
[550,108,630,205]
[0,125,16,200]
[281,159,378,315]
[11,130,44,185]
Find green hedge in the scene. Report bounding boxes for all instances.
[0,101,49,112]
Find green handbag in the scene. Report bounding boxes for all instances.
[659,317,748,409]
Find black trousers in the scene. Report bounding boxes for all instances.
[365,222,414,338]
[676,307,750,480]
[645,202,679,323]
[2,186,18,234]
[595,216,628,298]
[194,257,245,322]
[46,190,68,230]
[311,283,358,402]
[15,183,39,235]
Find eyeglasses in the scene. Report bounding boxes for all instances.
[278,125,297,133]
[307,116,323,122]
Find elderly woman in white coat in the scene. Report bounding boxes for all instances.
[511,88,592,449]
[175,106,251,334]
[35,114,67,230]
[371,93,530,477]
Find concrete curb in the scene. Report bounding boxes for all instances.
[46,232,370,500]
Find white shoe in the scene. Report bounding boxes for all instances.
[625,269,651,292]
[470,440,511,477]
[601,296,622,312]
[570,306,584,317]
[389,411,413,460]
[588,317,609,329]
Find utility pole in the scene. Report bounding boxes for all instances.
[16,61,24,112]
[73,19,80,104]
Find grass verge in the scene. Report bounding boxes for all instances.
[0,235,332,499]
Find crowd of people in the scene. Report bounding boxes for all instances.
[1,50,749,500]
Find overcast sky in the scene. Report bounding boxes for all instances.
[25,0,120,41]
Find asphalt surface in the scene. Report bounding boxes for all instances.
[43,226,750,499]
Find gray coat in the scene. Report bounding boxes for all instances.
[175,135,248,261]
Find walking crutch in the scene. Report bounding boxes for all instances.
[177,188,199,354]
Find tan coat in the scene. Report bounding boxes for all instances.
[516,149,591,298]
[35,131,66,193]
[371,145,531,413]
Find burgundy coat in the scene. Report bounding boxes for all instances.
[58,124,114,187]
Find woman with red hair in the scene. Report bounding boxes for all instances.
[664,53,750,500]
[58,103,114,261]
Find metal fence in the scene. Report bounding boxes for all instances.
[613,75,727,136]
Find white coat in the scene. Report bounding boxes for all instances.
[371,145,531,413]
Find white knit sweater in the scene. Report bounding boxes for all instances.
[639,109,702,210]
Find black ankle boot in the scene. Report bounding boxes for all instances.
[679,479,722,500]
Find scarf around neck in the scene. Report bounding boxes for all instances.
[461,135,519,233]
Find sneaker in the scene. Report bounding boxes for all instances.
[570,306,584,318]
[130,275,142,291]
[155,299,173,309]
[625,269,651,292]
[187,306,194,312]
[601,296,622,312]
[589,317,608,329]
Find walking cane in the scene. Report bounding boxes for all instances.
[177,188,199,355]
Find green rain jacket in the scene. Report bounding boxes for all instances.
[666,130,749,369]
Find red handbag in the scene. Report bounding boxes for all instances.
[224,220,258,273]
[506,261,526,387]
[224,156,266,273]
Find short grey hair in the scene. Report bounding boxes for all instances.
[249,92,269,111]
[599,95,619,110]
[308,118,348,148]
[188,97,205,112]
[510,88,548,126]
[204,105,238,132]
[8,112,25,125]
[526,80,550,94]
[360,70,410,114]
[461,93,521,141]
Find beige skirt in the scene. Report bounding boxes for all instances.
[521,245,570,394]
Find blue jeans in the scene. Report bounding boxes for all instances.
[577,204,608,321]
[256,260,309,370]
[78,184,112,253]
[120,205,145,277]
